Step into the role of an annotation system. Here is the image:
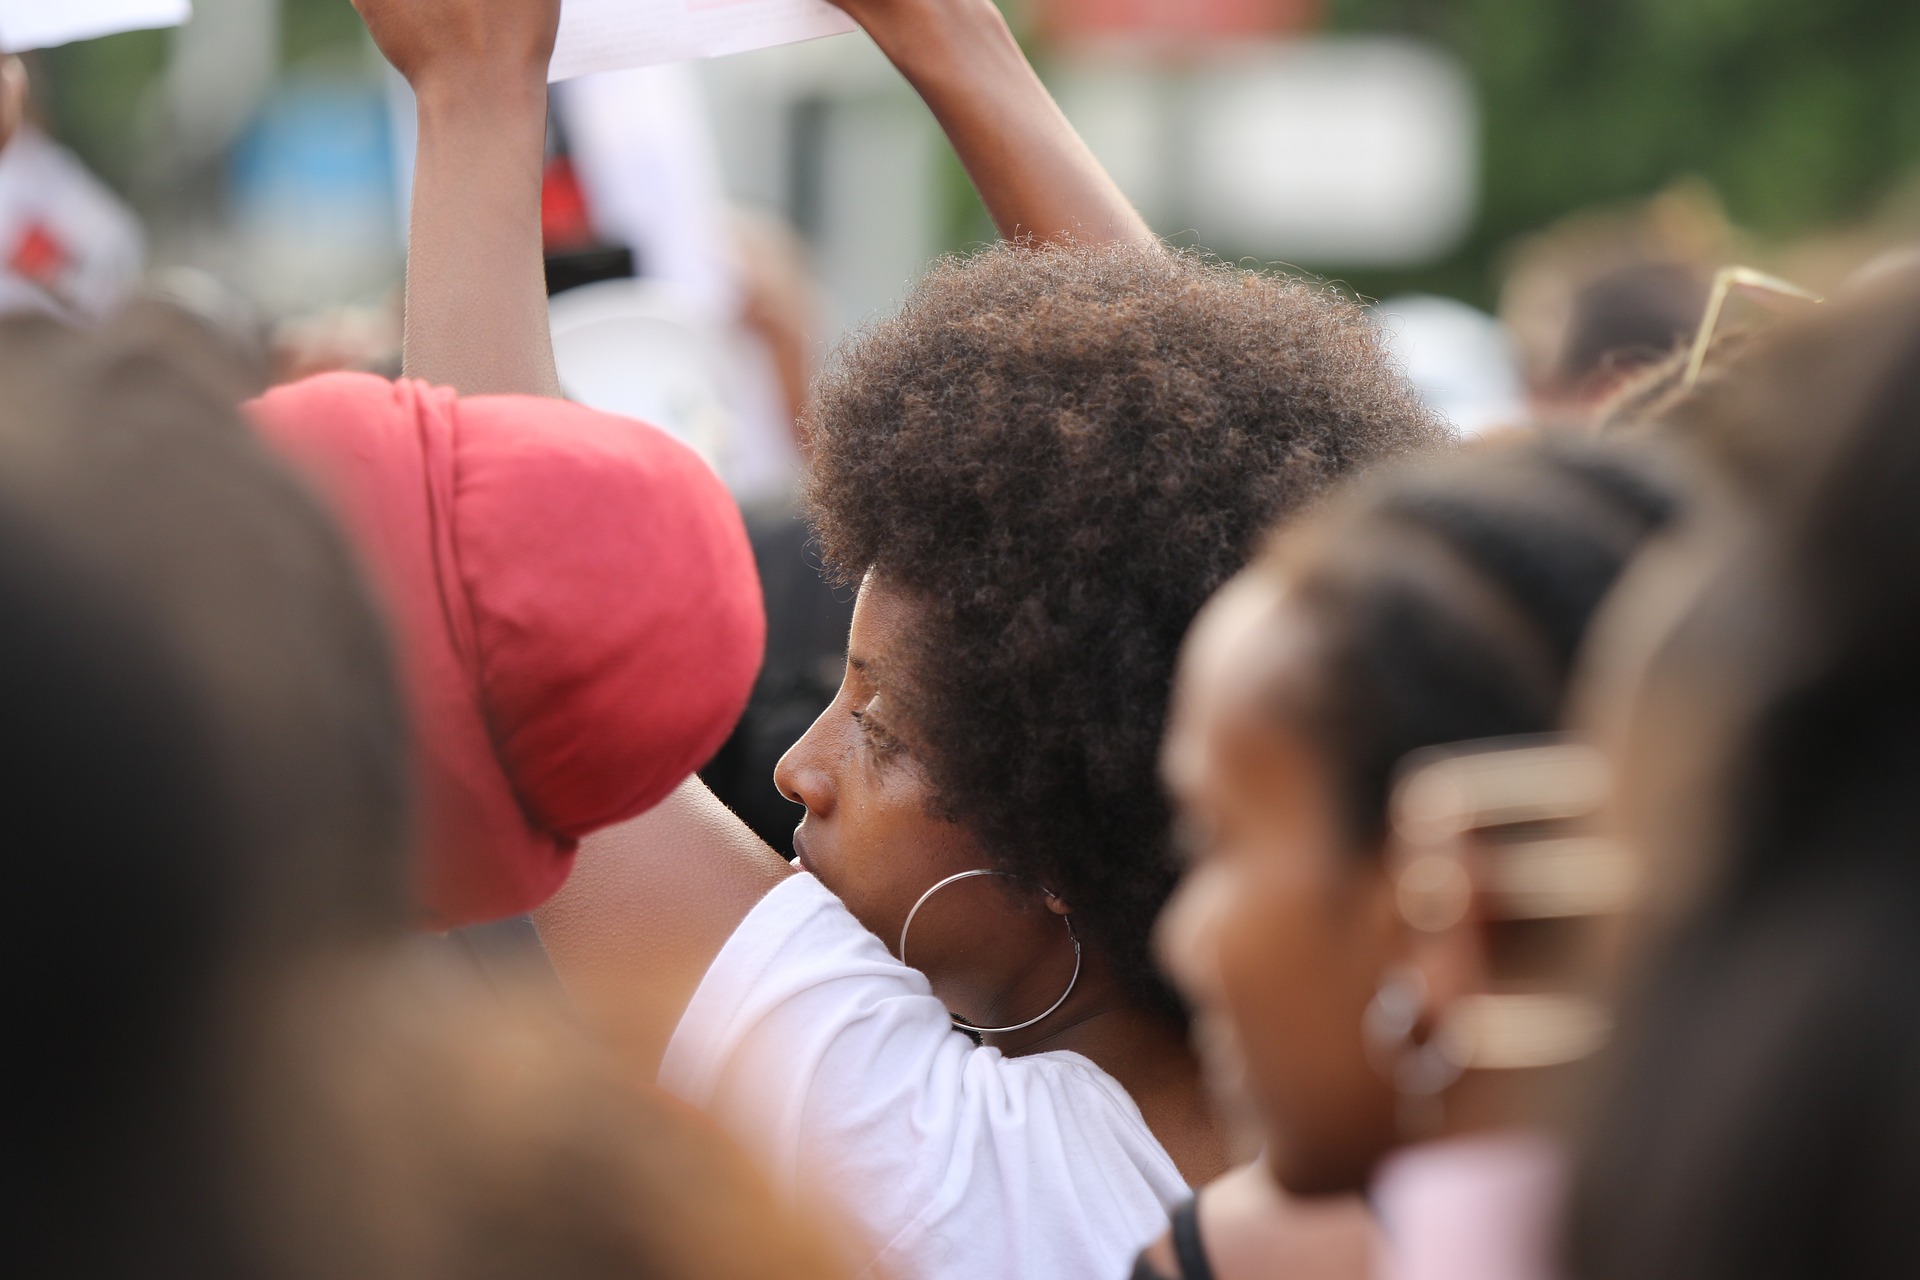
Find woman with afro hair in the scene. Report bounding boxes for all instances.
[350,0,1447,1276]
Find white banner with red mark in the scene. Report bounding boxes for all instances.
[0,128,143,322]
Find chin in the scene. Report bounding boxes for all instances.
[1258,1119,1378,1199]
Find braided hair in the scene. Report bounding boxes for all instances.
[1255,439,1682,849]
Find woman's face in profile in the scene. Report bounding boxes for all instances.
[1157,575,1402,1196]
[774,576,1071,1024]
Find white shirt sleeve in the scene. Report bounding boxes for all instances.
[660,872,1190,1280]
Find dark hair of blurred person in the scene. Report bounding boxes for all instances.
[2,311,850,1280]
[1590,328,1749,438]
[1564,277,1920,1280]
[1498,186,1726,429]
[1151,439,1681,1280]
[1,306,408,1275]
[1546,262,1707,409]
[5,494,241,1276]
[240,951,856,1280]
[0,307,411,955]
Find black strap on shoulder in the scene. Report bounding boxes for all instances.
[1171,1197,1216,1280]
[1130,1198,1216,1280]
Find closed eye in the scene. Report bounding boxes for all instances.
[851,706,904,760]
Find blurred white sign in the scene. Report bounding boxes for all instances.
[551,0,855,81]
[1054,38,1478,267]
[0,127,144,322]
[1375,294,1525,438]
[0,0,190,53]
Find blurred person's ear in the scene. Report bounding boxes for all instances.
[1383,740,1623,1135]
[0,57,25,151]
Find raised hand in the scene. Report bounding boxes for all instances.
[351,0,559,97]
[349,0,562,398]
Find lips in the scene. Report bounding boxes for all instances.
[791,825,818,877]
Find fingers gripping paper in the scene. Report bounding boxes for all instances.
[550,0,856,81]
[0,0,190,53]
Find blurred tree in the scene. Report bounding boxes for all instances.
[36,0,370,198]
[1324,0,1920,304]
[32,32,170,193]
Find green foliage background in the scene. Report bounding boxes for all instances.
[1319,0,1920,304]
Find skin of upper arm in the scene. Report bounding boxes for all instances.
[534,776,795,1082]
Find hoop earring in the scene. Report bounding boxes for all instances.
[898,868,1082,1036]
[1361,967,1463,1135]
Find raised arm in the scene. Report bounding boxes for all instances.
[353,0,563,397]
[835,0,1153,246]
[350,0,792,1081]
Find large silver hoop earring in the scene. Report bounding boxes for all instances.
[898,868,1082,1036]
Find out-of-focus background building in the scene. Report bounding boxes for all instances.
[22,0,1920,450]
[29,1,1920,307]
[10,0,1919,844]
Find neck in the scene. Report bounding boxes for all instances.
[988,982,1230,1187]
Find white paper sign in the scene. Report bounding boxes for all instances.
[0,0,191,53]
[550,0,856,82]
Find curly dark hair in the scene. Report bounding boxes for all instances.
[802,241,1446,1012]
[1263,440,1682,852]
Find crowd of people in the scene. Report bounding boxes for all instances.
[9,1,1920,1278]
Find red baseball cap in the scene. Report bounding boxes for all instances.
[249,373,764,927]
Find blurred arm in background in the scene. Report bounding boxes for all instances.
[830,0,1153,246]
[0,57,25,153]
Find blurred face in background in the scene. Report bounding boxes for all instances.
[1157,574,1403,1196]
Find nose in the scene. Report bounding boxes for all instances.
[773,707,836,816]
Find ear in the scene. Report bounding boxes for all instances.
[1383,836,1494,1037]
[1043,891,1071,916]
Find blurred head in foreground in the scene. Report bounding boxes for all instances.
[1565,278,1920,1280]
[2,312,845,1280]
[1157,439,1681,1195]
[1,305,408,1273]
